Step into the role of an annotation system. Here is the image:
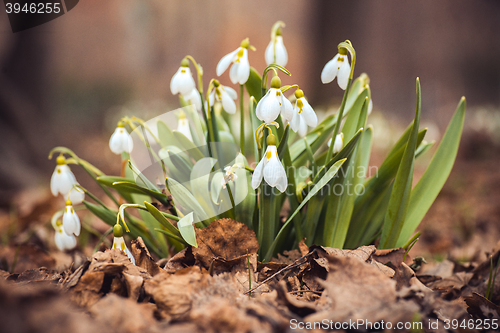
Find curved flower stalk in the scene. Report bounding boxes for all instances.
[252,133,287,192]
[256,76,293,123]
[112,224,135,265]
[327,133,344,154]
[52,211,77,251]
[176,111,194,141]
[290,89,318,137]
[265,21,288,66]
[208,80,237,114]
[321,47,351,90]
[109,121,133,155]
[170,58,196,96]
[216,38,255,85]
[62,199,81,236]
[50,155,84,204]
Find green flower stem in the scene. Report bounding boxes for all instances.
[240,84,245,155]
[74,184,107,208]
[92,226,113,253]
[185,55,204,95]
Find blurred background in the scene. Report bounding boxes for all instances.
[0,0,499,208]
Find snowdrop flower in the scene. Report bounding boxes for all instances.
[216,38,252,85]
[265,29,288,66]
[112,224,135,265]
[221,164,243,189]
[52,211,77,251]
[176,112,193,141]
[50,155,84,204]
[368,98,373,115]
[290,89,318,137]
[109,122,133,155]
[184,88,202,111]
[321,48,351,90]
[170,58,196,96]
[256,76,293,123]
[62,200,81,236]
[252,134,287,192]
[208,80,237,114]
[327,133,344,154]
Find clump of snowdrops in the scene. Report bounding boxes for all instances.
[49,21,465,263]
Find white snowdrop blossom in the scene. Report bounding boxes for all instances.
[208,82,237,114]
[176,113,193,141]
[252,136,287,193]
[221,164,243,189]
[256,76,293,123]
[265,35,288,67]
[368,99,373,115]
[290,89,318,137]
[170,60,196,96]
[62,200,81,236]
[50,155,84,204]
[52,211,77,251]
[321,48,351,90]
[112,224,135,264]
[184,88,202,111]
[216,39,252,85]
[328,133,344,154]
[109,123,133,155]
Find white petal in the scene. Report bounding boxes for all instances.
[274,36,288,67]
[185,89,202,111]
[70,185,85,204]
[337,60,351,90]
[263,155,287,192]
[333,133,344,153]
[223,85,238,100]
[109,127,133,155]
[63,233,77,250]
[368,99,373,115]
[50,167,60,196]
[280,94,294,122]
[321,54,339,84]
[177,118,193,141]
[208,90,215,106]
[216,49,237,76]
[170,67,195,95]
[251,156,266,189]
[229,61,239,85]
[125,247,136,265]
[236,49,250,84]
[51,165,77,196]
[265,39,274,65]
[256,89,281,123]
[220,89,236,114]
[298,115,308,137]
[300,98,318,127]
[54,232,65,251]
[290,111,300,133]
[63,206,79,236]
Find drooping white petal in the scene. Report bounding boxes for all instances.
[109,127,133,155]
[220,89,236,114]
[224,86,238,100]
[113,236,135,264]
[321,54,340,84]
[298,115,308,137]
[216,49,238,76]
[69,184,85,204]
[368,99,373,115]
[256,88,281,123]
[229,61,240,85]
[184,88,202,111]
[327,133,344,154]
[63,205,80,236]
[50,164,77,197]
[177,118,193,141]
[251,156,266,190]
[236,49,250,84]
[274,36,288,67]
[62,232,77,250]
[337,60,351,90]
[280,94,294,122]
[265,39,274,66]
[54,231,65,251]
[208,90,215,106]
[290,112,301,134]
[299,98,318,127]
[263,147,287,193]
[170,67,196,95]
